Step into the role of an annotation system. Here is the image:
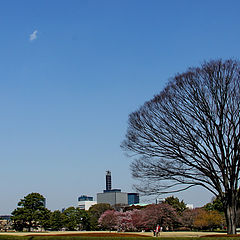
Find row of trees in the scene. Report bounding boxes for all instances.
[98,201,225,231]
[99,204,179,231]
[11,193,113,231]
[10,193,228,232]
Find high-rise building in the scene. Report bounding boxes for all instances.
[97,171,127,206]
[106,170,112,191]
[97,171,140,206]
[104,170,121,193]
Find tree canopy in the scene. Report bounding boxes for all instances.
[11,193,49,231]
[98,204,179,231]
[122,59,240,234]
[88,203,112,230]
[62,207,90,231]
[49,210,65,231]
[164,196,186,214]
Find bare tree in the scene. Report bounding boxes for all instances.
[121,59,240,234]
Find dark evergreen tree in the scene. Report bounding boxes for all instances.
[11,193,49,231]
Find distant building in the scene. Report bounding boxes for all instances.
[97,171,139,206]
[78,195,93,201]
[129,203,149,207]
[97,191,128,206]
[128,193,139,205]
[0,215,11,221]
[78,201,97,210]
[156,198,165,204]
[78,195,97,210]
[186,204,194,209]
[106,170,112,191]
[0,216,12,231]
[104,189,121,193]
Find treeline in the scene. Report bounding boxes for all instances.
[8,193,238,232]
[98,202,224,231]
[10,193,112,231]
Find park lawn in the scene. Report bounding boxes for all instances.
[0,236,240,240]
[0,232,237,240]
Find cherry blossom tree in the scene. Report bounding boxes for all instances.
[140,204,179,230]
[98,210,118,230]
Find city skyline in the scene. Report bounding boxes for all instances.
[1,0,240,214]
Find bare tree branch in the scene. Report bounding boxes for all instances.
[122,59,240,234]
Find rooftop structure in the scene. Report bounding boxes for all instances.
[106,170,112,191]
[78,195,93,201]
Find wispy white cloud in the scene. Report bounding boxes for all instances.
[29,30,38,41]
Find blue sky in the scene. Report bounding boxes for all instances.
[1,0,240,214]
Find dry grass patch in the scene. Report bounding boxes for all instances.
[27,232,150,238]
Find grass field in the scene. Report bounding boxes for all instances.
[0,231,236,240]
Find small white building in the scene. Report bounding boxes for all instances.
[78,200,97,210]
[77,195,97,210]
[186,204,194,209]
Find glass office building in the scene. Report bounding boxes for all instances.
[128,193,140,205]
[78,195,93,201]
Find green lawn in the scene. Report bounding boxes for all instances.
[0,236,240,240]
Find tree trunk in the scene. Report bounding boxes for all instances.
[224,194,237,235]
